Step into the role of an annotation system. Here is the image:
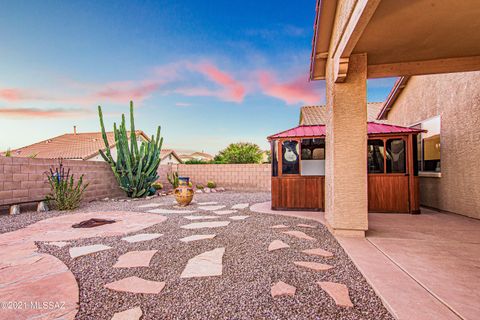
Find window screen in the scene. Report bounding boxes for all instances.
[282,140,299,175]
[368,140,384,173]
[386,139,406,173]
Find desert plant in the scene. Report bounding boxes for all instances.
[207,181,216,188]
[215,142,263,164]
[4,148,11,157]
[167,171,179,188]
[98,101,163,198]
[196,184,204,189]
[45,163,88,210]
[152,182,163,190]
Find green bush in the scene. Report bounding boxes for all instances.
[152,182,163,190]
[215,142,263,164]
[207,181,216,188]
[196,184,204,189]
[45,164,88,211]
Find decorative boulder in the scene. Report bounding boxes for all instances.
[195,189,203,193]
[37,201,49,212]
[9,205,20,215]
[217,187,225,192]
[211,189,217,193]
[204,187,211,193]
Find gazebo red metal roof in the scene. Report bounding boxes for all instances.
[267,122,424,140]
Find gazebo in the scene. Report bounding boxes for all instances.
[268,122,424,213]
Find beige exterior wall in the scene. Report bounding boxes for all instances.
[0,157,124,206]
[386,71,480,219]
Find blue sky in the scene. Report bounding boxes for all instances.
[0,0,395,154]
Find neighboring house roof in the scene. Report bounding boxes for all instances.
[268,123,424,140]
[6,130,150,160]
[376,76,411,120]
[160,149,182,163]
[299,103,385,125]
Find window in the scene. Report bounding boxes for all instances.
[412,116,441,173]
[386,139,406,173]
[271,141,278,177]
[300,138,325,176]
[282,140,299,174]
[368,140,384,173]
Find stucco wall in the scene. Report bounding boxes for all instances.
[0,157,124,207]
[386,71,480,219]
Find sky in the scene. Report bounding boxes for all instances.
[0,0,396,155]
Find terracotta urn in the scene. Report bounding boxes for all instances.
[174,177,194,206]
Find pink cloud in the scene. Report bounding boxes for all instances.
[258,71,322,105]
[92,80,163,103]
[183,62,246,103]
[0,107,89,118]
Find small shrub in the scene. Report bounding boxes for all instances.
[45,163,88,211]
[196,184,204,190]
[4,148,11,157]
[152,182,163,190]
[207,181,216,188]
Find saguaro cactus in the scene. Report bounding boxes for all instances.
[98,101,163,198]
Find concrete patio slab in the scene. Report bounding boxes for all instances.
[111,307,143,320]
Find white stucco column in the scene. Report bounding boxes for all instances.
[324,53,368,236]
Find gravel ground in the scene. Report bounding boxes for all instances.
[18,191,391,319]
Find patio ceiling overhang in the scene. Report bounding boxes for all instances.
[267,122,424,140]
[310,0,480,82]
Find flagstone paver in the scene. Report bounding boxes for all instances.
[181,221,230,229]
[105,276,166,294]
[184,215,219,220]
[282,230,316,241]
[138,203,165,208]
[229,215,249,220]
[214,210,237,215]
[198,201,218,205]
[318,281,353,308]
[113,250,158,268]
[180,234,216,242]
[294,261,333,271]
[271,281,296,297]
[180,247,225,278]
[46,241,69,248]
[268,240,290,251]
[148,208,197,214]
[111,307,143,320]
[0,211,167,320]
[122,233,163,243]
[69,244,112,259]
[270,224,289,229]
[297,223,316,229]
[199,205,226,211]
[231,203,249,209]
[302,248,333,258]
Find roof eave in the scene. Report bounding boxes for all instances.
[377,76,411,120]
[310,0,338,81]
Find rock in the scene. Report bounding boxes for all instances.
[111,307,143,320]
[282,230,316,241]
[180,248,225,278]
[204,187,211,193]
[297,223,316,229]
[122,233,163,243]
[293,261,333,271]
[199,205,226,211]
[301,248,333,258]
[102,197,109,201]
[105,276,165,294]
[271,281,296,297]
[113,250,157,268]
[268,240,290,251]
[146,195,154,200]
[195,189,203,193]
[181,221,230,229]
[270,224,289,229]
[180,234,216,242]
[198,201,218,205]
[211,188,217,193]
[184,215,219,220]
[318,282,353,308]
[69,244,112,259]
[37,201,49,212]
[9,205,20,215]
[217,187,225,192]
[213,210,237,215]
[229,215,249,220]
[231,203,249,209]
